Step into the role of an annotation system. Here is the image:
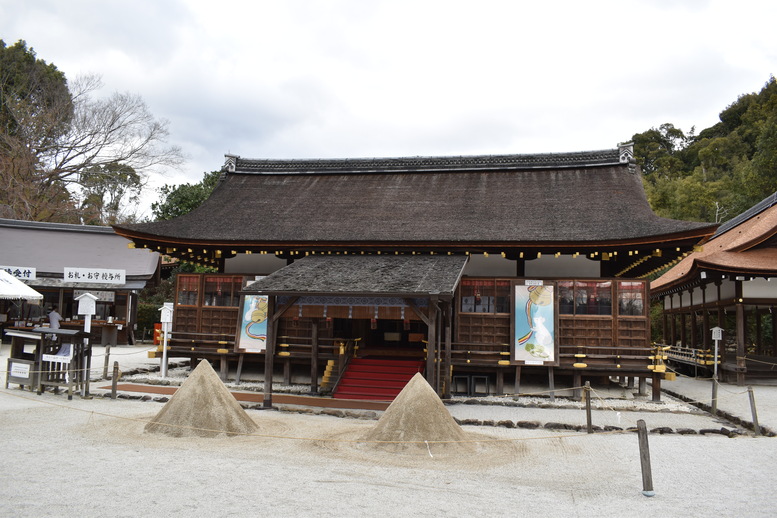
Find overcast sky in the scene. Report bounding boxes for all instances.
[2,0,776,217]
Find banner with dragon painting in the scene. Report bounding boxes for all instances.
[512,281,558,365]
[238,294,269,352]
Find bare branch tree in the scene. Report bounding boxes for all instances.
[1,49,185,222]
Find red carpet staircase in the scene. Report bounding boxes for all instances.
[333,358,425,401]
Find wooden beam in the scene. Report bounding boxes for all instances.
[405,298,432,327]
[272,296,300,322]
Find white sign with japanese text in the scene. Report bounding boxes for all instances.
[10,362,30,379]
[73,289,115,302]
[1,265,37,280]
[64,267,126,284]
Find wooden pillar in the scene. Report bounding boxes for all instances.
[514,366,522,394]
[283,359,291,384]
[426,296,438,392]
[688,288,697,348]
[756,310,763,355]
[651,373,661,402]
[443,302,452,399]
[496,370,504,395]
[736,302,746,386]
[661,300,668,344]
[310,320,319,394]
[573,371,582,401]
[702,284,710,352]
[772,306,777,357]
[263,296,277,408]
[680,313,687,347]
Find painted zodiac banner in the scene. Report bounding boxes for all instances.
[238,294,269,352]
[513,283,556,364]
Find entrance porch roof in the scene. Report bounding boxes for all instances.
[243,254,468,299]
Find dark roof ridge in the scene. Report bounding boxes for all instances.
[713,191,777,239]
[225,147,627,175]
[0,218,114,234]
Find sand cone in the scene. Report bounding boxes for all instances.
[145,360,259,438]
[362,372,469,451]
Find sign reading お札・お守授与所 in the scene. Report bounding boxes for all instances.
[64,267,125,284]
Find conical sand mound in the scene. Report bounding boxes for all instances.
[145,360,259,438]
[362,372,469,451]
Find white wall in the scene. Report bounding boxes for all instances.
[224,254,287,275]
[744,277,777,299]
[462,254,516,277]
[524,255,600,278]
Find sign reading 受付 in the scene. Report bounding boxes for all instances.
[64,267,125,284]
[1,265,36,280]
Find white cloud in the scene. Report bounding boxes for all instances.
[1,0,776,218]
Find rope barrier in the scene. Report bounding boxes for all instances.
[0,386,632,445]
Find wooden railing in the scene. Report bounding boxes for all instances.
[665,345,718,367]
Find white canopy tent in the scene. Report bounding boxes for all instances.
[0,270,43,304]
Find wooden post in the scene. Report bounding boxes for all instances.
[310,320,319,394]
[637,419,655,497]
[111,361,119,400]
[736,302,746,386]
[748,386,761,436]
[772,307,777,357]
[235,354,245,383]
[103,344,111,380]
[711,376,718,415]
[651,373,661,402]
[263,296,277,409]
[514,366,522,395]
[443,303,452,399]
[573,372,582,401]
[426,296,438,392]
[548,366,555,402]
[584,381,592,433]
[638,377,647,396]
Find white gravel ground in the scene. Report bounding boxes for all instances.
[2,343,776,517]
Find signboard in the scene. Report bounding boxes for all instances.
[711,326,723,341]
[10,361,30,379]
[512,281,558,366]
[1,265,36,280]
[64,267,126,284]
[159,302,174,323]
[75,292,98,316]
[238,294,269,352]
[73,289,115,302]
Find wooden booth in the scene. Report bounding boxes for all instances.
[0,219,160,346]
[116,144,717,401]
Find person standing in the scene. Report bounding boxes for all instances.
[48,305,62,330]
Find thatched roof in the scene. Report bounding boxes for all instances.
[244,254,467,298]
[115,148,714,249]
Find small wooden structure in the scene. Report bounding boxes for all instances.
[652,192,777,384]
[116,144,717,400]
[5,327,91,399]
